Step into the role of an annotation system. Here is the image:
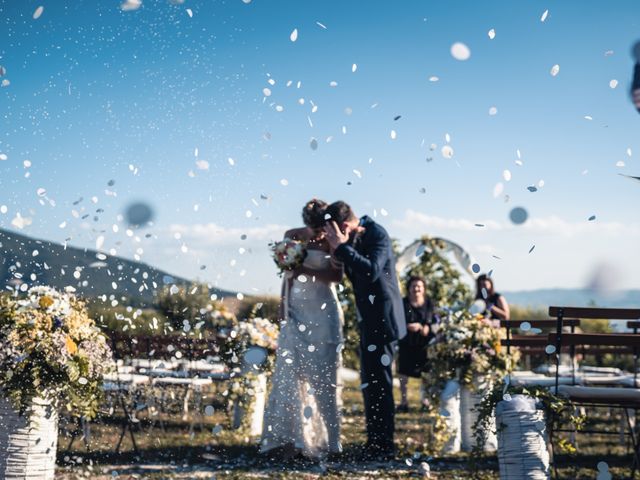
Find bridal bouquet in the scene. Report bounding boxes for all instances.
[270,238,307,275]
[0,286,114,417]
[423,311,515,393]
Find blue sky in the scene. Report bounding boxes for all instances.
[1,0,639,297]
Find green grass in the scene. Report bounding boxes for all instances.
[55,378,637,479]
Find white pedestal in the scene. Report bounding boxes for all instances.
[0,397,58,480]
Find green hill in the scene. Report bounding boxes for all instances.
[0,228,233,305]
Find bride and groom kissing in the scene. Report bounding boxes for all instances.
[261,199,407,462]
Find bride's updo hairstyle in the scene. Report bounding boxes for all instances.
[302,198,328,229]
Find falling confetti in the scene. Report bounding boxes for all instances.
[125,202,154,227]
[528,245,535,253]
[441,145,454,159]
[509,207,529,225]
[588,215,596,221]
[121,0,141,11]
[503,170,512,181]
[489,106,498,115]
[450,42,471,61]
[488,28,496,40]
[310,138,318,150]
[33,6,44,19]
[545,344,556,355]
[609,79,618,89]
[471,263,481,274]
[390,130,397,140]
[540,9,549,22]
[380,354,391,366]
[352,63,358,73]
[290,28,298,42]
[550,64,560,77]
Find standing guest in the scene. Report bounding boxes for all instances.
[396,276,436,412]
[475,273,510,321]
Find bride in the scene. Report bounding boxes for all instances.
[260,199,344,459]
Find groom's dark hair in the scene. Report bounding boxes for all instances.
[325,201,357,224]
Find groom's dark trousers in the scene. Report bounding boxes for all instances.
[334,215,407,452]
[360,340,395,449]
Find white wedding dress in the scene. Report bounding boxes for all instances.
[260,249,343,457]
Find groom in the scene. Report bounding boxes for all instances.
[324,201,407,459]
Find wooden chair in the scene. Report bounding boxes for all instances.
[548,307,640,477]
[500,319,580,375]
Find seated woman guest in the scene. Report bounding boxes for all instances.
[475,273,510,321]
[396,276,436,412]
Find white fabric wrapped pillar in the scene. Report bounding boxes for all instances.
[0,397,58,480]
[248,373,267,437]
[496,395,550,479]
[460,379,497,452]
[233,373,268,438]
[439,379,461,454]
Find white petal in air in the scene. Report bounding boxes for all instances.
[550,64,560,77]
[121,0,142,11]
[503,170,512,181]
[450,42,471,61]
[540,9,549,22]
[195,160,209,170]
[488,29,496,40]
[441,145,454,159]
[609,79,618,89]
[290,28,298,42]
[33,6,44,19]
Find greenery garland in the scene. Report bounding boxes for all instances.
[472,380,586,455]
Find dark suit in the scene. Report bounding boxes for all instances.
[334,215,407,452]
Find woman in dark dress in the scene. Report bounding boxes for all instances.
[396,276,436,412]
[475,273,510,321]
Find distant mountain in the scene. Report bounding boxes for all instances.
[0,228,234,304]
[503,288,640,310]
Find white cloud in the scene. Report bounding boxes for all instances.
[166,222,289,247]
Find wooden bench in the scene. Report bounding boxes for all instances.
[500,319,581,372]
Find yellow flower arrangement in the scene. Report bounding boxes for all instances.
[0,286,114,417]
